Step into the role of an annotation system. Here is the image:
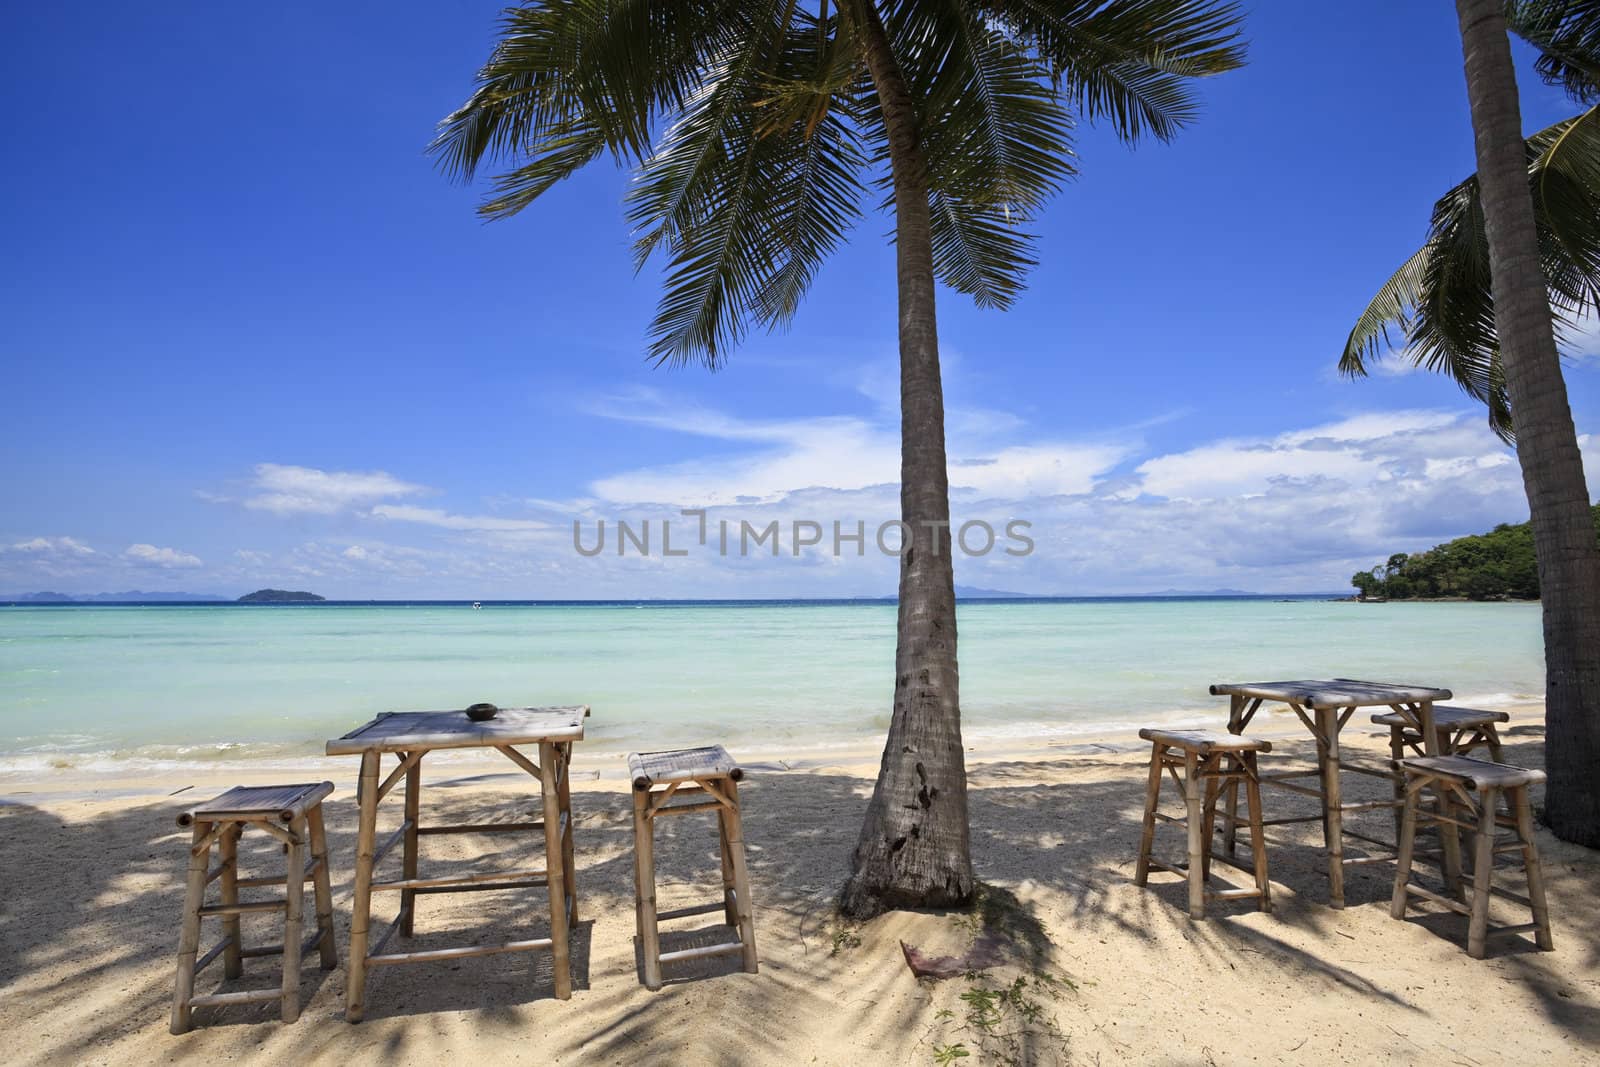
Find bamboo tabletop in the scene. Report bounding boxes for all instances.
[1207,678,1451,709]
[325,705,590,755]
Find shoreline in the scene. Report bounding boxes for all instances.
[2,700,1548,806]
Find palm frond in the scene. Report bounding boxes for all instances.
[1535,105,1600,313]
[476,118,610,220]
[905,1,1078,210]
[977,0,1246,144]
[438,0,1246,369]
[627,12,867,364]
[929,192,1038,307]
[1341,112,1600,442]
[624,25,790,271]
[1509,0,1600,105]
[866,1,1073,301]
[1340,246,1432,378]
[754,108,869,326]
[429,0,761,199]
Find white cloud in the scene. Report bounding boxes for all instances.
[239,463,429,515]
[369,505,548,532]
[593,428,897,506]
[540,404,1579,596]
[952,444,1128,499]
[583,387,1125,506]
[8,536,95,557]
[1133,410,1467,501]
[589,408,900,506]
[531,390,1592,596]
[79,394,1597,599]
[123,543,203,568]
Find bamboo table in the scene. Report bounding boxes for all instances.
[326,705,589,1022]
[1208,679,1453,908]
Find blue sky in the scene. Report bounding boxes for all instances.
[3,1,1597,598]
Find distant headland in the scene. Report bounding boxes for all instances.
[1351,504,1600,601]
[237,589,326,603]
[1,590,229,604]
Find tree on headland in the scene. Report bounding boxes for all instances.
[1350,505,1600,601]
[1438,0,1600,847]
[432,0,1245,915]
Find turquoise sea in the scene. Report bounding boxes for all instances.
[0,599,1545,773]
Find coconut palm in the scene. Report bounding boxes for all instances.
[1450,0,1600,848]
[1343,1,1600,845]
[1341,0,1600,439]
[432,0,1245,914]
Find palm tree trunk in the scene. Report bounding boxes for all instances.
[840,0,975,918]
[1457,0,1600,847]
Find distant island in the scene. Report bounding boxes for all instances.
[238,588,326,603]
[953,584,1034,598]
[1148,587,1257,597]
[1351,504,1600,601]
[2,591,229,603]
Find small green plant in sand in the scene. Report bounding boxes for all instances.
[940,975,1065,1065]
[924,884,1071,1065]
[830,925,863,957]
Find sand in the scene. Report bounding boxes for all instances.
[2,705,1597,1066]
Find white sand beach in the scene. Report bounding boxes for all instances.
[3,703,1597,1066]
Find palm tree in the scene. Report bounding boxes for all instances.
[1345,1,1600,845]
[1449,0,1600,848]
[1342,1,1600,440]
[432,0,1246,915]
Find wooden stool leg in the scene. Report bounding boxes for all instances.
[307,805,338,970]
[1184,750,1205,920]
[631,789,644,946]
[1222,695,1243,855]
[219,824,244,979]
[539,741,573,1000]
[1391,778,1420,919]
[1219,773,1241,858]
[723,777,759,975]
[633,787,662,990]
[1200,758,1221,883]
[171,821,214,1034]
[1511,785,1554,950]
[1388,726,1407,839]
[1485,725,1504,763]
[558,742,579,924]
[1244,752,1271,912]
[1133,744,1164,886]
[281,817,306,1023]
[1467,787,1497,959]
[401,752,421,937]
[1437,779,1466,902]
[345,748,380,1023]
[717,800,738,927]
[1318,707,1346,909]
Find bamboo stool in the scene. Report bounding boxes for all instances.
[1391,756,1553,958]
[1374,705,1510,839]
[628,745,758,990]
[1133,729,1272,919]
[170,782,337,1033]
[1372,704,1508,761]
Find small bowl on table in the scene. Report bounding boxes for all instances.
[465,702,500,722]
